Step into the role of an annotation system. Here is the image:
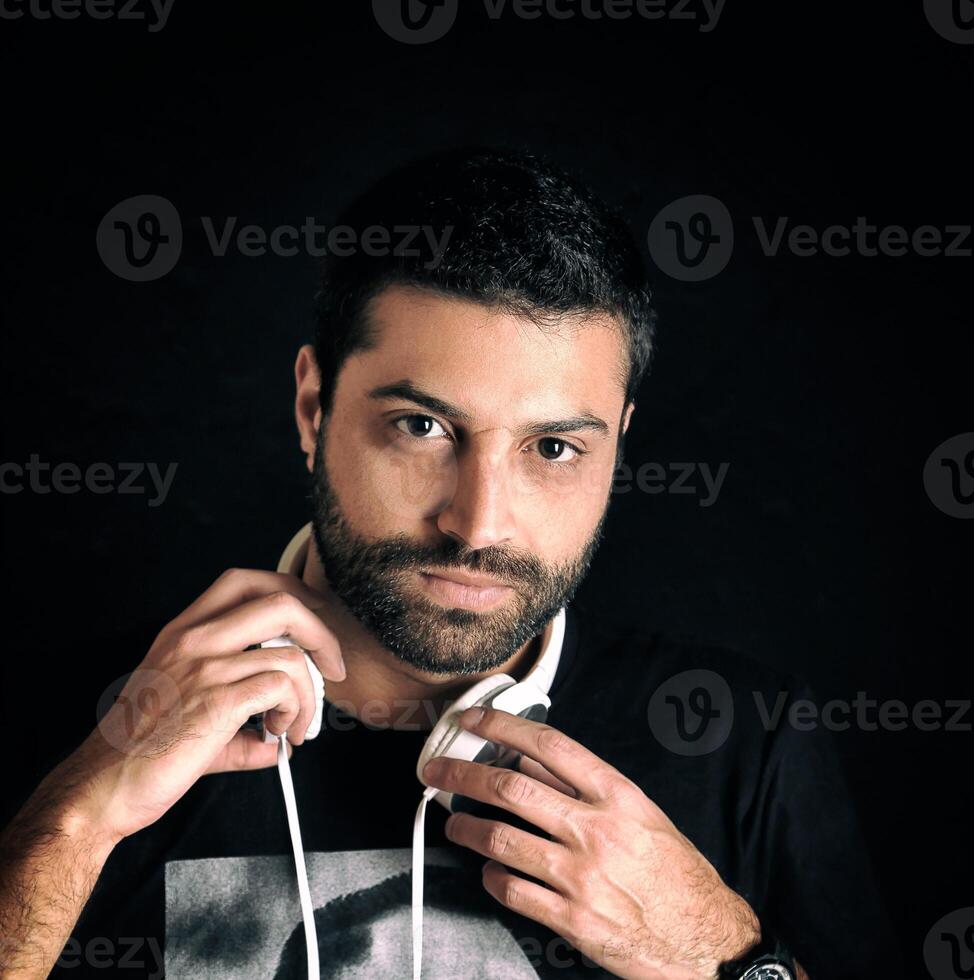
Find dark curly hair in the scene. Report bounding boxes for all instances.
[313,146,656,419]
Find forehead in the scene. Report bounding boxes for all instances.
[336,284,629,423]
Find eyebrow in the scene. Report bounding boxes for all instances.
[367,380,610,438]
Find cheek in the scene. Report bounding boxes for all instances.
[325,418,459,528]
[515,455,612,502]
[511,458,614,559]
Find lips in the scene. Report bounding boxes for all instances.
[417,568,513,611]
[421,567,510,589]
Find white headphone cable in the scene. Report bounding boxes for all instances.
[276,733,320,980]
[412,785,439,980]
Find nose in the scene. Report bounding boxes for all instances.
[435,443,517,551]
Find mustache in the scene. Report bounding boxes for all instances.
[358,534,548,586]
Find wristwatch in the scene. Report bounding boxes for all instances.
[717,928,797,980]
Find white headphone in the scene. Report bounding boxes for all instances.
[414,607,565,811]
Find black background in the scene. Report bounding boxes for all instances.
[0,3,971,977]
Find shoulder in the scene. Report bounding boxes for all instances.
[552,601,825,770]
[559,600,805,706]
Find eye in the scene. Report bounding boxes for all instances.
[394,414,449,439]
[535,437,581,463]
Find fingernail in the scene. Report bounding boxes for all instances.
[423,758,442,782]
[459,706,485,728]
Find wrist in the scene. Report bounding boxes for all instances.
[706,895,762,978]
[42,754,125,857]
[715,913,799,980]
[57,790,124,859]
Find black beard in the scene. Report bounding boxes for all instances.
[308,425,607,675]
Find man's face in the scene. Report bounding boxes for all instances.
[308,284,631,676]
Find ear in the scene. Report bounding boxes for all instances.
[294,345,322,473]
[621,401,635,435]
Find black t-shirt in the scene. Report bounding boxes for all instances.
[51,604,901,979]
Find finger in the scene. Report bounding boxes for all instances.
[167,568,328,633]
[422,757,583,840]
[203,670,301,740]
[481,860,570,936]
[206,729,293,774]
[517,756,577,798]
[445,813,570,890]
[181,590,345,681]
[457,707,616,803]
[208,646,317,744]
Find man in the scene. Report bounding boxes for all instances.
[0,149,897,979]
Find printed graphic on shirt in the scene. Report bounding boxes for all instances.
[165,848,539,979]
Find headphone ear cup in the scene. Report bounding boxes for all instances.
[417,678,552,812]
[244,636,325,743]
[416,675,515,784]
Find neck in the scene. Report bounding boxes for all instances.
[300,537,543,730]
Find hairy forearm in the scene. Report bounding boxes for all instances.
[0,759,117,978]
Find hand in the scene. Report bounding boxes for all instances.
[422,707,761,980]
[68,568,346,846]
